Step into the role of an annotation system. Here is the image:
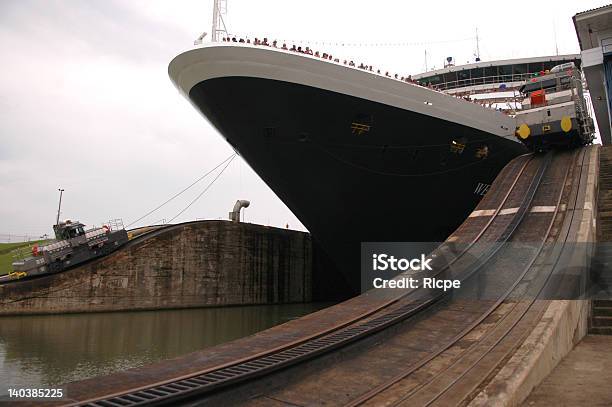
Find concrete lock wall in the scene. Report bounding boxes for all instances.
[0,221,312,315]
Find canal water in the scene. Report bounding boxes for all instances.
[0,303,329,395]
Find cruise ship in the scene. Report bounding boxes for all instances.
[169,43,578,293]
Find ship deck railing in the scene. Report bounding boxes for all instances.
[104,218,125,232]
[432,73,538,92]
[11,243,38,262]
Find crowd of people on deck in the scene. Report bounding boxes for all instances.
[222,36,423,84]
[221,36,513,113]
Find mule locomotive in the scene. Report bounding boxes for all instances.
[2,190,128,283]
[3,220,128,283]
[514,62,595,151]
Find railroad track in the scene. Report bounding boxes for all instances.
[345,148,587,406]
[60,151,581,407]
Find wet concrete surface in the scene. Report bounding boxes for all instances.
[523,335,612,407]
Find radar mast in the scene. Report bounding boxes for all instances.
[211,0,228,42]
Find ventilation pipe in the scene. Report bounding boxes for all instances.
[229,200,250,222]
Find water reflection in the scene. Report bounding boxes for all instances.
[0,303,329,394]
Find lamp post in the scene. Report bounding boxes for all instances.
[56,188,64,225]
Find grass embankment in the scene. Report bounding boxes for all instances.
[0,241,46,275]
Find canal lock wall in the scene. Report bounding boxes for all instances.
[0,221,314,315]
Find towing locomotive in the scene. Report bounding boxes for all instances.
[3,220,128,283]
[2,190,128,283]
[514,62,595,151]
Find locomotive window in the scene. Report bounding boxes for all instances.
[68,227,84,238]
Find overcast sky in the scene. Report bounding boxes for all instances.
[0,0,608,240]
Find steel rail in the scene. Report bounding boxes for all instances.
[418,150,586,407]
[345,150,580,407]
[63,155,536,407]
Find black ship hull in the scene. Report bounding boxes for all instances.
[170,45,527,293]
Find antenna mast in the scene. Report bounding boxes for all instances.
[475,27,481,61]
[211,0,228,42]
[56,188,64,226]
